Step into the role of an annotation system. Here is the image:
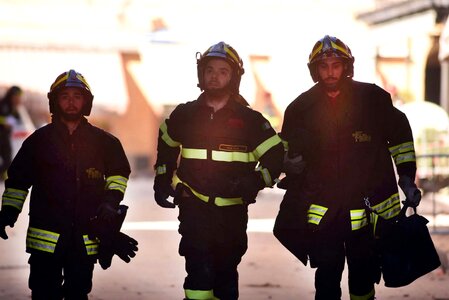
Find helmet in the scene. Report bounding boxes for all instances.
[196,41,245,94]
[47,69,94,116]
[307,35,354,83]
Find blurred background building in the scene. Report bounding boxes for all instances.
[2,0,449,180]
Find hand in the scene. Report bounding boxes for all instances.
[0,208,19,240]
[231,172,265,204]
[283,153,306,175]
[154,175,176,208]
[398,176,421,208]
[114,232,138,263]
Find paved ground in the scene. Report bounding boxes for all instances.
[0,177,448,300]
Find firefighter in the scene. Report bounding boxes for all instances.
[277,35,421,300]
[0,70,134,300]
[153,41,284,300]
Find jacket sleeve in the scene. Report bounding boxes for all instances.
[103,134,131,204]
[251,112,284,187]
[378,87,417,180]
[1,134,35,215]
[154,105,183,177]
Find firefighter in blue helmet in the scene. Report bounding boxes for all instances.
[153,42,284,299]
[276,35,421,300]
[0,70,137,299]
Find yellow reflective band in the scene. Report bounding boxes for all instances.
[308,215,322,225]
[253,134,282,160]
[50,73,69,90]
[307,204,328,225]
[26,238,57,253]
[160,121,181,148]
[331,41,350,57]
[256,166,272,187]
[389,141,414,157]
[350,209,368,231]
[2,188,28,211]
[310,43,323,62]
[185,289,218,300]
[308,204,328,216]
[281,139,288,151]
[27,227,60,243]
[371,193,401,220]
[0,116,6,125]
[173,174,243,206]
[350,288,375,300]
[211,150,256,163]
[394,152,416,165]
[76,74,91,90]
[105,175,128,194]
[182,148,207,160]
[224,46,240,66]
[83,235,99,255]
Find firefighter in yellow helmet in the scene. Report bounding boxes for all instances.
[153,42,284,299]
[0,70,137,299]
[275,35,421,299]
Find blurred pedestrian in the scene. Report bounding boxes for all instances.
[0,70,137,300]
[153,41,284,299]
[276,35,421,300]
[0,86,22,179]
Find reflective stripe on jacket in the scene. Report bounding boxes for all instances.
[155,94,284,203]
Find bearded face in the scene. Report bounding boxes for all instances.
[203,58,233,97]
[317,57,347,92]
[56,87,86,121]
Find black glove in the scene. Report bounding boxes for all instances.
[398,176,421,208]
[0,207,19,240]
[154,175,176,208]
[113,232,138,263]
[98,232,139,270]
[231,172,265,204]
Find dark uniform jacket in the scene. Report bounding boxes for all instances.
[155,93,284,205]
[281,80,417,234]
[1,117,130,259]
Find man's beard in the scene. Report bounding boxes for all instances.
[204,83,232,98]
[60,111,83,122]
[320,77,346,92]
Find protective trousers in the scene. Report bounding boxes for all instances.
[28,252,94,300]
[309,228,379,300]
[177,194,248,300]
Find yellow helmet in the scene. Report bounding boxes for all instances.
[196,41,245,95]
[308,35,354,83]
[47,69,94,116]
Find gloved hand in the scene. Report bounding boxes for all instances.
[153,174,176,208]
[97,200,120,221]
[283,153,306,175]
[98,232,138,270]
[113,232,138,263]
[231,172,265,204]
[398,176,421,208]
[0,207,19,240]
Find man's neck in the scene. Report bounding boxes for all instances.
[205,93,231,112]
[60,118,81,135]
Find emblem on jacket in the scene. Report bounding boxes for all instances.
[86,168,103,179]
[352,131,371,142]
